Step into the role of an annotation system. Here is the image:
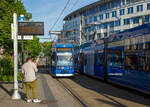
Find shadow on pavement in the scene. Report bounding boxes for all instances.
[40,100,57,105]
[0,83,26,101]
[70,73,150,107]
[95,98,126,107]
[0,84,13,96]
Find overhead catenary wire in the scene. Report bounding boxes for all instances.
[70,0,79,12]
[49,0,71,42]
[50,0,71,32]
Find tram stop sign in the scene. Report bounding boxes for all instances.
[18,22,44,35]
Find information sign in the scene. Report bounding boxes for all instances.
[18,22,44,35]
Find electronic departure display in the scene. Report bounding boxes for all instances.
[18,22,44,35]
[57,48,72,51]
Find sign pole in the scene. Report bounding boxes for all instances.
[12,13,21,100]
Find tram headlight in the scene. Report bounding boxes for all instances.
[57,67,61,69]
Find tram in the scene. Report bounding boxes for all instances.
[75,23,150,94]
[50,43,74,77]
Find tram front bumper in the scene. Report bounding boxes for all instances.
[56,74,74,77]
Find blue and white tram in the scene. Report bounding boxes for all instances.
[77,23,150,94]
[50,44,74,77]
[107,24,150,94]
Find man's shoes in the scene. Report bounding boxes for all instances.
[26,99,32,103]
[33,99,41,103]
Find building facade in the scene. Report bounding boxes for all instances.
[63,0,150,45]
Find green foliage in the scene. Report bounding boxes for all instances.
[0,56,19,82]
[0,0,28,81]
[0,0,32,54]
[0,55,22,82]
[24,36,42,59]
[42,42,52,56]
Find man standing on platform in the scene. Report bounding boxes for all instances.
[22,57,41,103]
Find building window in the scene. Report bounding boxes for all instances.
[147,3,150,10]
[128,7,133,14]
[110,20,121,28]
[122,0,125,5]
[106,13,109,19]
[137,5,143,12]
[145,15,150,23]
[127,0,131,4]
[133,17,139,24]
[112,11,117,17]
[110,21,114,28]
[85,19,88,24]
[94,16,97,22]
[89,17,92,23]
[97,24,101,29]
[115,20,121,26]
[99,14,103,20]
[115,30,120,34]
[104,23,108,29]
[124,18,130,25]
[120,9,125,16]
[90,26,95,31]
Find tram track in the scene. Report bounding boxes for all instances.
[56,78,87,107]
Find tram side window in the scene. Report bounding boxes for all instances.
[145,43,150,50]
[79,53,84,65]
[84,54,87,66]
[125,55,138,71]
[139,55,150,72]
[99,53,103,66]
[108,54,113,67]
[113,52,123,68]
[75,54,78,64]
[52,54,56,66]
[94,52,97,66]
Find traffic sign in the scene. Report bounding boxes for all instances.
[19,14,25,22]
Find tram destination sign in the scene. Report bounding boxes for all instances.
[18,22,44,35]
[57,48,72,51]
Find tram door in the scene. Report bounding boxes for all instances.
[86,52,95,76]
[94,51,104,78]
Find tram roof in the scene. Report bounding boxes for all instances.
[108,23,150,42]
[52,44,73,48]
[56,44,73,48]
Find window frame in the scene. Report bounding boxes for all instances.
[120,9,125,16]
[147,3,150,10]
[106,13,109,19]
[128,7,133,14]
[137,5,143,12]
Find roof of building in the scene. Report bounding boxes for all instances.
[64,0,113,21]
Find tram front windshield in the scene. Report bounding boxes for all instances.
[57,52,73,66]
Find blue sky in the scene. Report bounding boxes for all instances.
[22,0,99,42]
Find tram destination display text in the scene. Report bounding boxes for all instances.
[57,48,72,51]
[18,22,44,35]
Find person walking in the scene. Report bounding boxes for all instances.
[22,57,41,103]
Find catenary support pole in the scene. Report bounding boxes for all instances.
[12,13,21,100]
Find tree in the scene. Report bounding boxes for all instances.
[0,0,32,54]
[42,41,52,56]
[24,36,42,59]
